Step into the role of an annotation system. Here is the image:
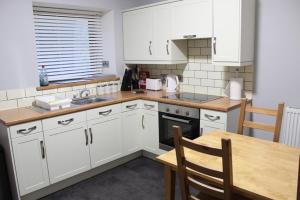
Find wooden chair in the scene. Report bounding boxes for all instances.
[237,99,285,142]
[297,155,300,200]
[173,125,233,200]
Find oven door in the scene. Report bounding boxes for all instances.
[159,112,200,151]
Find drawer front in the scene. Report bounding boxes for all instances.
[87,104,121,120]
[42,112,86,131]
[201,109,227,124]
[122,100,141,112]
[200,120,226,135]
[10,121,43,139]
[141,100,158,111]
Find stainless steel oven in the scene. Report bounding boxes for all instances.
[159,103,200,151]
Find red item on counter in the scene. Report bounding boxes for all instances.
[139,71,150,89]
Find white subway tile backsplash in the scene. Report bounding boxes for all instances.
[0,91,7,101]
[189,48,201,56]
[57,87,72,93]
[201,64,214,71]
[17,97,35,107]
[7,89,25,100]
[207,87,221,96]
[214,66,228,72]
[201,79,214,87]
[181,85,195,93]
[200,48,211,56]
[25,87,42,97]
[72,85,85,91]
[0,100,18,111]
[188,40,195,47]
[208,72,222,80]
[195,39,207,48]
[215,80,227,88]
[188,63,201,71]
[183,70,195,78]
[42,89,57,95]
[195,71,208,79]
[195,86,208,94]
[194,56,208,63]
[188,78,201,86]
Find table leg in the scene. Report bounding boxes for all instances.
[164,166,176,200]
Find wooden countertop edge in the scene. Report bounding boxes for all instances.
[0,95,242,126]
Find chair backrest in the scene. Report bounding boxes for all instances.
[237,99,285,142]
[173,125,233,200]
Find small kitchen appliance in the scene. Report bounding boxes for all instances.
[165,75,179,93]
[146,78,162,91]
[225,78,244,100]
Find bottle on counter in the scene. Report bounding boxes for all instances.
[39,65,49,86]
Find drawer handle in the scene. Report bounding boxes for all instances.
[204,114,221,121]
[40,140,45,159]
[144,104,155,109]
[183,35,196,39]
[142,115,145,129]
[17,126,37,134]
[126,104,137,109]
[58,118,74,125]
[99,109,112,116]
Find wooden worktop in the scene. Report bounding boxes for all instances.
[0,91,243,126]
[157,131,300,200]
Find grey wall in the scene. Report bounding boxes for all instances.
[0,0,143,90]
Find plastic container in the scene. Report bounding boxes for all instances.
[35,96,72,111]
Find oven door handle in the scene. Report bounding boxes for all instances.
[161,115,191,124]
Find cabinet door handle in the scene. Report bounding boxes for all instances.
[183,35,196,39]
[213,37,217,55]
[166,40,170,55]
[99,109,112,116]
[144,104,155,110]
[84,129,89,146]
[126,104,137,109]
[40,140,45,159]
[149,41,152,55]
[58,118,74,125]
[204,114,220,121]
[142,115,145,129]
[89,128,93,144]
[17,126,37,134]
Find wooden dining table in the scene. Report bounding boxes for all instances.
[156,130,300,200]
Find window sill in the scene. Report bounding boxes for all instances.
[36,75,120,91]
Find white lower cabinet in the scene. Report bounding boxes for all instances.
[88,115,122,168]
[44,122,91,184]
[141,109,159,154]
[12,132,49,196]
[122,109,141,155]
[200,120,225,135]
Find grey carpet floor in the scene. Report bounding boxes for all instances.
[40,157,181,200]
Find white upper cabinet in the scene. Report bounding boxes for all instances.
[123,4,187,64]
[171,0,213,40]
[212,0,255,66]
[123,8,153,61]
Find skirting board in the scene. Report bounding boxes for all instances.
[22,151,144,200]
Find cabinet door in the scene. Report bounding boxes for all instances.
[142,110,159,154]
[88,115,122,168]
[172,0,212,39]
[213,0,240,63]
[122,110,141,155]
[44,123,91,184]
[123,8,153,61]
[153,4,171,60]
[200,120,225,135]
[12,133,49,196]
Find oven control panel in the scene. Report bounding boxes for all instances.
[158,103,200,119]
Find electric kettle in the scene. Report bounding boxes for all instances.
[165,75,179,93]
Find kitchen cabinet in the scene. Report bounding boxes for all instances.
[171,0,213,40]
[44,122,91,184]
[200,108,241,135]
[88,115,122,168]
[141,109,159,154]
[212,0,255,66]
[12,132,49,196]
[122,4,187,64]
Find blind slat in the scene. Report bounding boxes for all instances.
[34,7,103,82]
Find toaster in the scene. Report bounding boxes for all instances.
[146,78,162,91]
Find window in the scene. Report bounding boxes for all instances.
[33,6,104,83]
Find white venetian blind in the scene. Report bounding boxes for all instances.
[33,6,104,83]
